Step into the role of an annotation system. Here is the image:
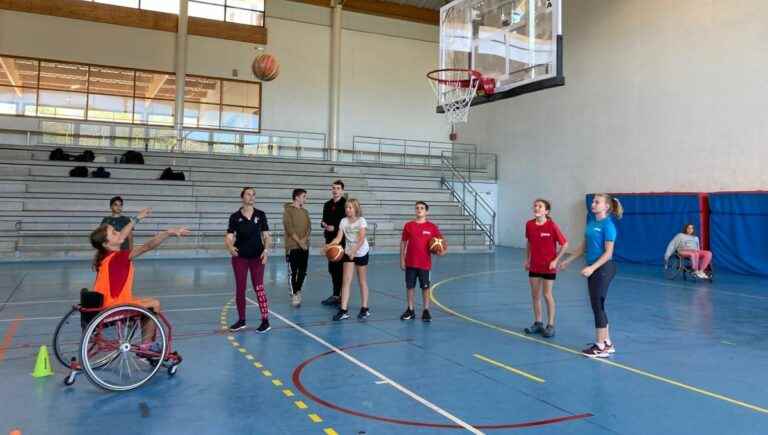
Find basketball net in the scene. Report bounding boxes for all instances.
[427,69,481,126]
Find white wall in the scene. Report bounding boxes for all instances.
[460,0,768,248]
[0,0,445,145]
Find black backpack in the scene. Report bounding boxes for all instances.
[91,167,111,178]
[69,166,88,177]
[160,167,185,181]
[120,150,144,164]
[49,148,71,161]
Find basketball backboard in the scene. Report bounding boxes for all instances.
[437,0,563,108]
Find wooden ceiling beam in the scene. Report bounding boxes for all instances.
[286,0,439,25]
[0,0,267,45]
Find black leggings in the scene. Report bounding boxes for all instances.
[587,261,616,328]
[328,260,343,296]
[325,231,344,297]
[287,248,309,294]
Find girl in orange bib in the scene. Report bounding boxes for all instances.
[89,208,190,340]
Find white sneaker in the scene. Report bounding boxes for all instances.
[694,271,707,279]
[604,341,616,354]
[291,292,302,307]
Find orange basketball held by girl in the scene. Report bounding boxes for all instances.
[324,244,344,262]
[523,199,568,338]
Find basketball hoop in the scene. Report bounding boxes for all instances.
[427,68,482,126]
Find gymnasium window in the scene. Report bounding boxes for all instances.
[0,55,261,132]
[88,0,265,27]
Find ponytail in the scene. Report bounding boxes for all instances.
[594,193,623,220]
[610,197,623,219]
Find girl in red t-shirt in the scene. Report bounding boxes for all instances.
[524,199,568,338]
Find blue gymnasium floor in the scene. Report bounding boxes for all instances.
[0,248,766,435]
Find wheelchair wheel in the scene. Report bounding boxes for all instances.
[664,256,682,280]
[53,307,81,368]
[80,305,167,391]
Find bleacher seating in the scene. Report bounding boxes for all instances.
[0,145,491,259]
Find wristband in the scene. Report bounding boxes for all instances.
[132,216,142,225]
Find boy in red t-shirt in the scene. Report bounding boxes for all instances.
[524,199,568,338]
[400,201,444,322]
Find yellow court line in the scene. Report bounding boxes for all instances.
[221,299,335,433]
[431,270,768,415]
[474,354,545,383]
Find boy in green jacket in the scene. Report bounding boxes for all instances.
[283,188,311,306]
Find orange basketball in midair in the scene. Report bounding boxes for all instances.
[325,245,345,262]
[252,53,280,81]
[429,237,447,255]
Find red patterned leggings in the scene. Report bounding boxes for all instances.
[231,256,269,321]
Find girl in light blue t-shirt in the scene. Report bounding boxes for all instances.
[561,193,622,358]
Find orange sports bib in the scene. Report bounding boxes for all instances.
[93,250,135,307]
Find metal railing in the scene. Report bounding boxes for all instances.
[440,154,496,248]
[346,136,498,180]
[443,150,499,181]
[0,119,498,175]
[347,135,476,167]
[0,119,329,161]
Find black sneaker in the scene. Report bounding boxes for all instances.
[228,319,246,332]
[400,308,415,320]
[322,295,340,306]
[256,319,271,333]
[357,307,371,320]
[582,343,609,358]
[542,324,555,338]
[524,321,544,334]
[421,309,432,322]
[332,309,350,321]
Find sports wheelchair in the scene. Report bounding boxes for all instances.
[52,289,182,391]
[663,252,713,283]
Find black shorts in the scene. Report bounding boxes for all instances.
[343,253,369,266]
[528,271,557,280]
[405,267,431,289]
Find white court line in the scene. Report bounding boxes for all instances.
[0,304,234,322]
[248,297,483,435]
[1,291,232,306]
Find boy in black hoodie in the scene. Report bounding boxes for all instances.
[320,180,346,305]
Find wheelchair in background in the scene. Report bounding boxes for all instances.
[52,289,182,391]
[664,252,713,283]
